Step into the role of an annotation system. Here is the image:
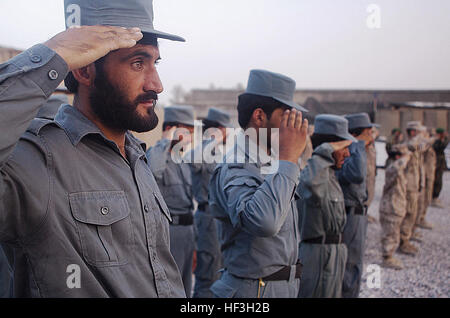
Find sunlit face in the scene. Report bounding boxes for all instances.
[219,126,228,143]
[89,44,163,132]
[332,146,351,169]
[408,129,417,137]
[266,106,291,149]
[267,107,290,129]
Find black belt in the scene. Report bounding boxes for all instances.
[302,234,342,244]
[171,213,194,226]
[346,205,367,216]
[262,262,303,281]
[198,203,208,212]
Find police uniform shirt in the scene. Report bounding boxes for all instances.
[190,139,218,206]
[208,132,301,279]
[297,143,347,240]
[146,138,194,217]
[0,44,185,297]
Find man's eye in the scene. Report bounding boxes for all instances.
[132,61,144,69]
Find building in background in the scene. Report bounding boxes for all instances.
[3,46,449,148]
[184,88,450,137]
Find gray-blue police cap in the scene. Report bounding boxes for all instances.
[206,108,232,128]
[164,105,195,127]
[344,112,375,130]
[313,114,357,142]
[243,69,307,112]
[64,0,185,42]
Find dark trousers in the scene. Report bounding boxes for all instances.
[433,166,445,199]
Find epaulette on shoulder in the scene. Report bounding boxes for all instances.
[26,118,57,136]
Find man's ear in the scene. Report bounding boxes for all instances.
[71,64,97,88]
[250,108,267,128]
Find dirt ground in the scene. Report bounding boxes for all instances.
[359,170,450,298]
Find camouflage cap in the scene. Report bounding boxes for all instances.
[418,125,427,132]
[406,121,422,130]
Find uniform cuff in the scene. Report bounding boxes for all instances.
[11,44,69,97]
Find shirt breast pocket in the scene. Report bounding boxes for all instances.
[69,191,133,267]
[153,191,173,223]
[324,195,346,234]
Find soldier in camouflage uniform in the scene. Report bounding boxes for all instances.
[365,138,377,209]
[399,121,423,256]
[365,127,378,224]
[414,127,436,234]
[411,126,427,242]
[385,128,404,168]
[379,144,411,269]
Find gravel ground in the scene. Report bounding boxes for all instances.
[359,170,450,298]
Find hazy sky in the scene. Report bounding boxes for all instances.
[1,0,449,104]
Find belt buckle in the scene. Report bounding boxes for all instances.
[296,262,303,279]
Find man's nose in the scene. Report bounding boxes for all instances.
[143,68,163,94]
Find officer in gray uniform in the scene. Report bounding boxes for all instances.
[191,107,232,298]
[209,69,309,298]
[297,114,355,298]
[0,93,69,298]
[337,113,374,298]
[0,0,186,297]
[147,106,196,297]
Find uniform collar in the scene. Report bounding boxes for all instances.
[228,130,273,170]
[235,130,259,164]
[54,104,147,153]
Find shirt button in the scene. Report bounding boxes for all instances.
[48,69,59,80]
[100,206,109,215]
[30,55,42,63]
[144,204,149,213]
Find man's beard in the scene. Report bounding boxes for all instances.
[89,70,159,133]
